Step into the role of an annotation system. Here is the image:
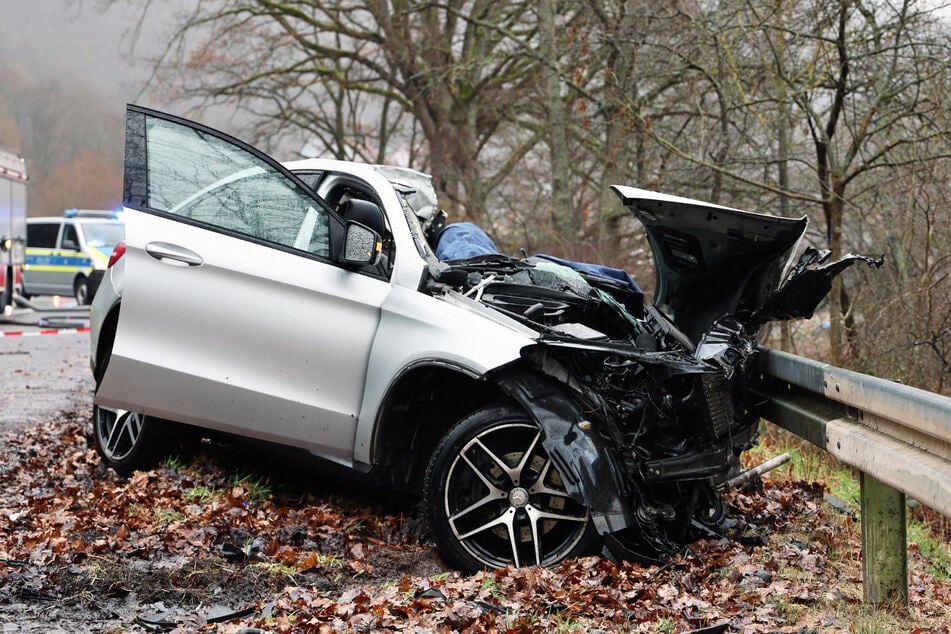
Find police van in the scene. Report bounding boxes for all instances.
[23,209,124,304]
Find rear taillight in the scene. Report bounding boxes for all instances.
[107,241,126,268]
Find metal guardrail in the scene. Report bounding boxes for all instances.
[754,347,951,604]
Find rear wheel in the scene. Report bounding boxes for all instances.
[74,275,90,305]
[424,404,599,572]
[93,405,170,476]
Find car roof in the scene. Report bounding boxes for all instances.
[283,159,433,190]
[283,158,438,217]
[27,216,121,223]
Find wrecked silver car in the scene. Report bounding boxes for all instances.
[91,106,879,572]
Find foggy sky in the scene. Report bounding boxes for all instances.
[0,0,178,104]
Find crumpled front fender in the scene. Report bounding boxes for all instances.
[492,367,634,534]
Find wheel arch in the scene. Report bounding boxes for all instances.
[368,361,515,494]
[368,359,638,536]
[93,303,120,386]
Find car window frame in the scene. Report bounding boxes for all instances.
[123,104,353,272]
[26,221,63,250]
[61,223,80,250]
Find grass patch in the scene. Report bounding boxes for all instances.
[229,474,272,504]
[182,485,218,504]
[253,562,299,583]
[479,575,505,601]
[161,455,186,472]
[908,521,951,579]
[654,617,676,633]
[832,602,917,634]
[754,421,951,582]
[153,509,188,524]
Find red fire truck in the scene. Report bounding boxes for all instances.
[1,145,27,311]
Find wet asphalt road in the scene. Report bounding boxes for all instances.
[0,298,94,437]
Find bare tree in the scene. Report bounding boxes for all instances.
[0,66,124,215]
[134,0,552,226]
[108,1,951,368]
[611,0,951,363]
[538,0,574,237]
[850,151,951,394]
[31,149,123,215]
[0,95,21,149]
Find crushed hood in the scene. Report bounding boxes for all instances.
[612,186,807,342]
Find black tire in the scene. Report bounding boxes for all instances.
[424,403,600,572]
[74,276,90,305]
[93,405,171,476]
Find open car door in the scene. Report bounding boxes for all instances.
[94,105,390,464]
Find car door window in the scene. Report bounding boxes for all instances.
[26,223,59,248]
[178,173,329,253]
[61,224,79,250]
[128,110,331,257]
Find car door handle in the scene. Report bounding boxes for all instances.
[145,242,204,267]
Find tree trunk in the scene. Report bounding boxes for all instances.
[828,191,845,365]
[540,0,574,242]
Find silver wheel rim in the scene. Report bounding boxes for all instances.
[95,406,144,461]
[443,421,590,568]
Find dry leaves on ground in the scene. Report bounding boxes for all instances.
[1,417,949,633]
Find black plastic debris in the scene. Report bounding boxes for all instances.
[18,587,55,602]
[473,600,507,614]
[823,493,852,514]
[134,614,179,633]
[736,533,769,546]
[414,587,447,601]
[219,542,247,563]
[685,623,729,634]
[205,605,256,624]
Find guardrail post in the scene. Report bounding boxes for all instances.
[860,472,908,606]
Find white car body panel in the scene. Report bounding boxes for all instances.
[352,286,537,464]
[94,148,537,466]
[94,108,538,470]
[95,210,390,461]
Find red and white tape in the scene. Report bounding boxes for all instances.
[1,327,90,338]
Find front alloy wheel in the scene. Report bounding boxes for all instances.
[425,404,598,572]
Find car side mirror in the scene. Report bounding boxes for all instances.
[342,221,382,267]
[61,239,79,251]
